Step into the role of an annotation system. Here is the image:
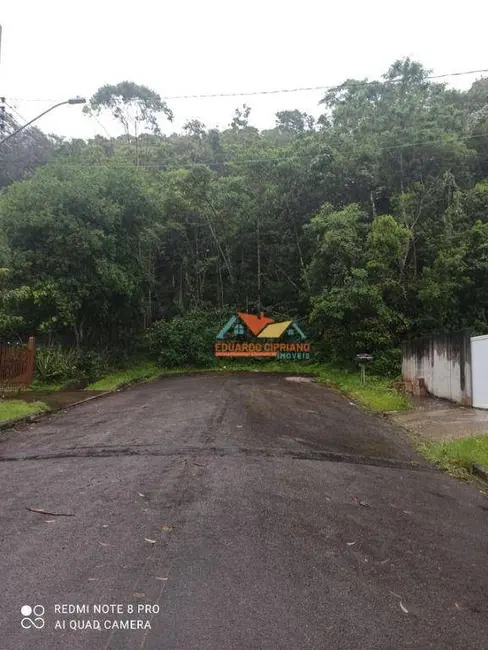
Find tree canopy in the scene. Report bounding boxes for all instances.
[1,60,488,372]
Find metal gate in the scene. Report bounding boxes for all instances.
[471,334,488,409]
[0,337,36,390]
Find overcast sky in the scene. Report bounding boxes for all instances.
[1,0,487,140]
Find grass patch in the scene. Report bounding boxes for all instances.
[313,367,411,413]
[0,400,50,423]
[419,435,488,479]
[30,380,66,392]
[87,359,410,413]
[87,363,163,391]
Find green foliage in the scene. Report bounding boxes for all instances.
[314,367,411,412]
[420,435,488,479]
[368,349,402,377]
[0,400,49,423]
[35,346,79,383]
[35,346,108,385]
[86,81,173,136]
[1,59,488,372]
[75,350,110,384]
[87,362,161,391]
[146,310,227,368]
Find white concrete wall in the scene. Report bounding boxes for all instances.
[402,334,472,405]
[471,335,488,409]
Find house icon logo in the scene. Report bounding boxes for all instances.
[214,312,311,360]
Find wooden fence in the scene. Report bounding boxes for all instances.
[0,337,36,389]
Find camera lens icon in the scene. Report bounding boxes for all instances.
[21,605,45,629]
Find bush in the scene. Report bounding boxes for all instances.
[35,346,79,383]
[146,309,228,368]
[368,348,402,377]
[35,346,110,385]
[75,350,110,383]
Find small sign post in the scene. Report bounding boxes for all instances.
[356,353,374,384]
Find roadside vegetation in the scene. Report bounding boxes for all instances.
[312,367,411,412]
[420,436,488,479]
[87,362,163,391]
[0,399,49,424]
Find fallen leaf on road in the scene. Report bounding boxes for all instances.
[454,602,461,610]
[400,602,408,614]
[26,507,74,517]
[133,592,145,598]
[351,497,370,507]
[145,538,156,544]
[346,542,356,546]
[160,525,172,532]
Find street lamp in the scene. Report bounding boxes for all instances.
[0,96,86,146]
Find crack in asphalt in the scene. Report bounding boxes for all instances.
[0,444,431,471]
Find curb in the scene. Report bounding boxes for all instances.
[0,390,114,433]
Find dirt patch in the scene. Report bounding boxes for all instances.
[285,376,314,383]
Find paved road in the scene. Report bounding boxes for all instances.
[0,373,487,650]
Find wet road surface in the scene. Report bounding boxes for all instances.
[0,372,487,649]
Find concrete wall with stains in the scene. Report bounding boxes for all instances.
[402,332,472,405]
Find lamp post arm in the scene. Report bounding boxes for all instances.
[0,100,70,146]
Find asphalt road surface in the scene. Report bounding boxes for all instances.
[1,372,487,650]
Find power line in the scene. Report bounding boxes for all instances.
[6,129,488,169]
[5,101,28,125]
[162,68,488,100]
[6,67,488,104]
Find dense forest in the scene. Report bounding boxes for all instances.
[1,59,488,376]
